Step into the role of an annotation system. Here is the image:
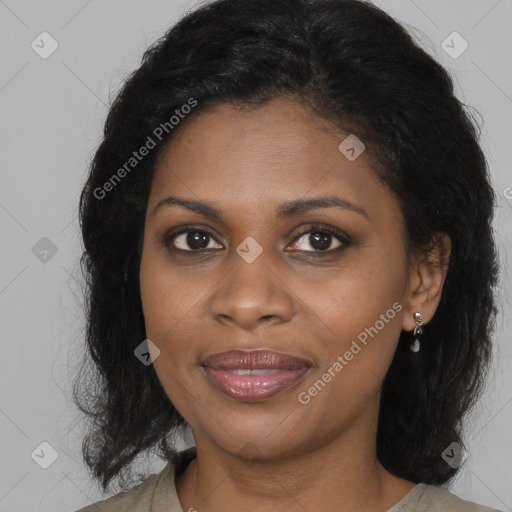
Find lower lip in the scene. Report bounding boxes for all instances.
[202,367,310,401]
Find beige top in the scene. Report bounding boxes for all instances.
[75,448,503,512]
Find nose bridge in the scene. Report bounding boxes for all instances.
[210,239,294,328]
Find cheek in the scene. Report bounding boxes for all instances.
[309,245,406,374]
[139,259,205,410]
[140,250,204,342]
[297,281,403,426]
[308,244,405,328]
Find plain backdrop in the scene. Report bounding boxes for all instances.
[0,0,511,510]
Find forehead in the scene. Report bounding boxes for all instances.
[149,97,398,223]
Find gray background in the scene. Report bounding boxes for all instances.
[0,0,511,510]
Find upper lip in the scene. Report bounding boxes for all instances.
[202,349,311,370]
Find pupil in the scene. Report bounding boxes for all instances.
[311,232,330,250]
[187,232,209,249]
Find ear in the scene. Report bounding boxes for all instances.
[401,232,452,332]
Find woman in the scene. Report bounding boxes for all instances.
[73,0,502,510]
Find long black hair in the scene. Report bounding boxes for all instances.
[74,0,500,493]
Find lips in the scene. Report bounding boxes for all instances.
[201,349,311,401]
[202,349,310,370]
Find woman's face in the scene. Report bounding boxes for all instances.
[139,97,418,458]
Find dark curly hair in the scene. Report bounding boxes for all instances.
[74,0,500,494]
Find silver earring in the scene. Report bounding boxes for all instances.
[410,312,423,352]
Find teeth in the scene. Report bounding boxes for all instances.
[232,369,251,375]
[228,369,282,375]
[251,369,281,375]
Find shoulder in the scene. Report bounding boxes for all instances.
[72,447,196,512]
[399,483,504,512]
[72,460,181,512]
[73,469,164,512]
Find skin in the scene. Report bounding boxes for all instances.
[139,96,451,512]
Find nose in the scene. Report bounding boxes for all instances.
[210,248,295,331]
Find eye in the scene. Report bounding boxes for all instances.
[168,228,223,251]
[163,224,350,255]
[288,225,349,253]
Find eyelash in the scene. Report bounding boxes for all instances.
[162,224,351,256]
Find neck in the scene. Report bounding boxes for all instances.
[175,408,416,512]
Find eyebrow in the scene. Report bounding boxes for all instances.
[151,195,369,221]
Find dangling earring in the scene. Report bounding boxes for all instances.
[410,312,423,352]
